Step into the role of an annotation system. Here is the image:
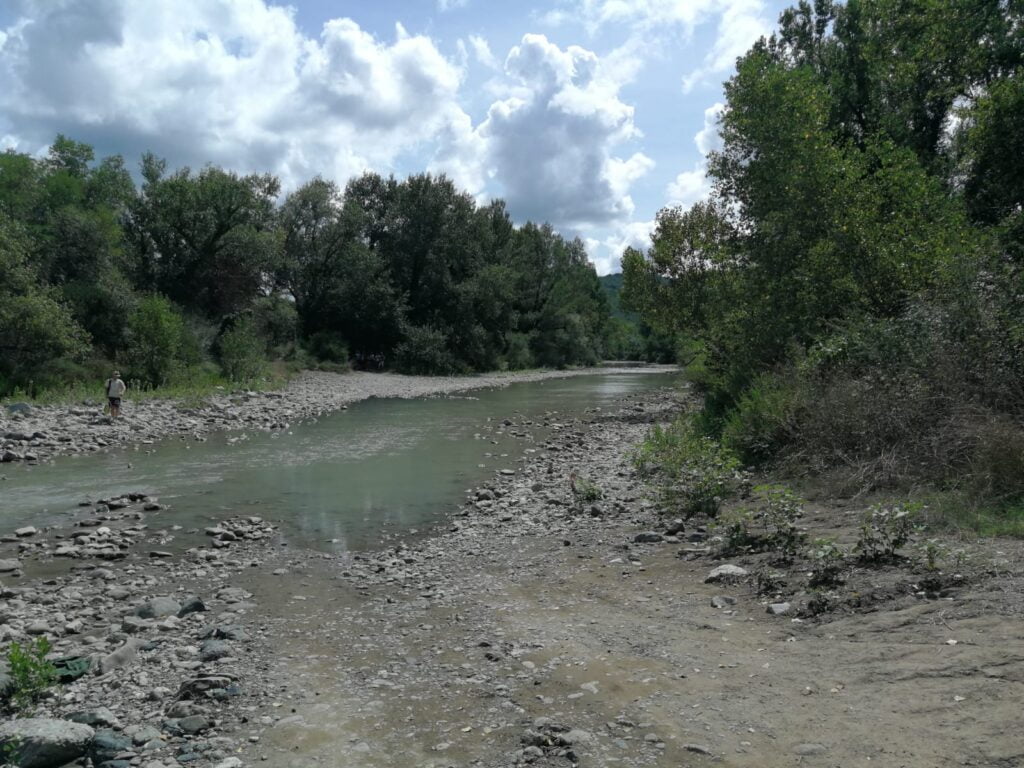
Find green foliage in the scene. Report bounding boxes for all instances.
[570,473,603,505]
[123,295,193,387]
[503,333,535,371]
[619,0,1024,519]
[394,325,457,375]
[855,503,918,562]
[634,416,745,518]
[713,485,807,560]
[218,317,267,383]
[808,538,847,587]
[306,331,350,365]
[4,638,57,713]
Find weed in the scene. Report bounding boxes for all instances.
[4,638,57,713]
[855,502,918,562]
[915,538,950,571]
[808,538,847,586]
[569,472,603,506]
[712,485,806,561]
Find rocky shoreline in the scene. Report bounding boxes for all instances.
[0,368,673,466]
[2,378,1021,767]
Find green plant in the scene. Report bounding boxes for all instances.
[855,502,919,562]
[916,538,950,571]
[713,507,756,555]
[634,416,746,519]
[218,317,267,382]
[570,472,603,506]
[755,485,807,560]
[4,638,57,713]
[713,485,806,560]
[808,538,847,586]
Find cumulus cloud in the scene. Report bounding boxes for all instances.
[462,34,652,227]
[585,218,655,274]
[562,0,773,92]
[438,0,470,10]
[0,0,471,188]
[467,34,498,69]
[666,102,722,207]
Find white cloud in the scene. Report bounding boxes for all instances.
[464,34,652,227]
[0,3,657,237]
[467,34,498,69]
[0,0,472,189]
[583,219,655,274]
[665,101,722,206]
[438,0,470,11]
[694,102,724,155]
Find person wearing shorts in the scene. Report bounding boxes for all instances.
[105,371,126,420]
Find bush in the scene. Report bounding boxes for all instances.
[122,295,193,387]
[635,416,746,518]
[252,296,298,353]
[218,317,267,383]
[712,485,806,560]
[306,331,349,365]
[721,372,803,465]
[503,332,535,370]
[855,502,918,562]
[394,325,456,375]
[808,538,847,586]
[4,638,57,713]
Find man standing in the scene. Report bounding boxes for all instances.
[105,371,126,420]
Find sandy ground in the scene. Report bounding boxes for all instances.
[231,388,1024,768]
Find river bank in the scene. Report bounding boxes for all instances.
[0,367,673,465]
[2,382,1021,767]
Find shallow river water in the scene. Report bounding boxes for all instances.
[1,372,678,552]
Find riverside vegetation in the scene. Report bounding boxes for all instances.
[1,141,617,402]
[622,0,1024,535]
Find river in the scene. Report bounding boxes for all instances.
[0,371,678,552]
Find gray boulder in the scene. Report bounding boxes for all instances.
[0,718,94,768]
[704,564,749,583]
[134,596,181,619]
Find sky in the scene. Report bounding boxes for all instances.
[0,0,788,274]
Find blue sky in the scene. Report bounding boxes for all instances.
[0,0,788,273]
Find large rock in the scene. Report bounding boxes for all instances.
[704,564,749,583]
[0,718,94,768]
[134,596,181,619]
[0,558,21,573]
[88,728,132,764]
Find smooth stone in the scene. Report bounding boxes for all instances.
[704,564,748,583]
[0,718,94,768]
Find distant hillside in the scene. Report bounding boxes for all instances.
[599,273,635,320]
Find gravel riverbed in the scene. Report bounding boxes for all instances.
[2,377,1021,768]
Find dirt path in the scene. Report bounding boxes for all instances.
[236,389,1024,768]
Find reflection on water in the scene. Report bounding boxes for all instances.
[0,372,678,552]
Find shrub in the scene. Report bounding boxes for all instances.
[122,295,193,386]
[504,332,535,370]
[634,416,746,519]
[808,538,847,586]
[721,372,803,465]
[306,331,349,365]
[712,485,806,560]
[252,296,298,353]
[4,638,57,713]
[394,325,456,375]
[218,317,267,382]
[855,502,918,562]
[570,473,603,506]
